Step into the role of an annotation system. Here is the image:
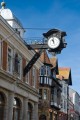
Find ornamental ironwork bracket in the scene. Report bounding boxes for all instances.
[23,29,67,77]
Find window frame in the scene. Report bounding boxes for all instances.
[7,46,13,74]
[14,52,22,79]
[43,89,47,100]
[39,89,42,99]
[32,67,36,88]
[40,65,51,76]
[25,61,29,84]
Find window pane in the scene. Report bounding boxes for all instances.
[40,66,44,75]
[47,66,51,76]
[44,77,47,84]
[13,109,19,120]
[47,78,49,84]
[32,68,36,87]
[39,89,42,99]
[26,72,29,84]
[43,89,47,100]
[7,47,13,73]
[49,79,52,85]
[40,77,43,84]
[14,53,22,78]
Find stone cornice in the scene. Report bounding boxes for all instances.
[0,69,39,98]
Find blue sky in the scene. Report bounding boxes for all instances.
[1,0,80,94]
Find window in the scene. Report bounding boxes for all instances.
[26,61,29,84]
[28,103,32,120]
[14,53,22,78]
[51,88,54,101]
[32,67,36,87]
[43,89,47,100]
[13,97,21,120]
[26,72,29,84]
[0,92,5,120]
[61,99,63,108]
[40,77,44,84]
[40,66,45,75]
[49,78,52,85]
[53,71,56,79]
[40,65,51,76]
[64,100,67,110]
[64,86,67,94]
[7,46,13,73]
[39,89,42,99]
[46,66,51,76]
[51,94,54,101]
[44,77,47,84]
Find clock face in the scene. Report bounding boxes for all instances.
[48,37,60,49]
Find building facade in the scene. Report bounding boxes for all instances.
[69,88,80,120]
[38,51,62,120]
[57,67,72,120]
[0,2,43,120]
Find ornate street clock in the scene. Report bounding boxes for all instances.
[47,36,60,49]
[43,29,67,53]
[23,29,67,77]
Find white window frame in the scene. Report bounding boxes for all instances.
[32,67,36,88]
[7,46,13,74]
[25,61,29,84]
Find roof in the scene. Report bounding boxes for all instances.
[0,4,23,28]
[43,29,66,38]
[40,50,52,66]
[50,57,58,68]
[50,57,58,74]
[56,67,72,85]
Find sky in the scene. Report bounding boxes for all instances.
[0,0,80,94]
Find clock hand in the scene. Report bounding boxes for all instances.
[52,39,54,43]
